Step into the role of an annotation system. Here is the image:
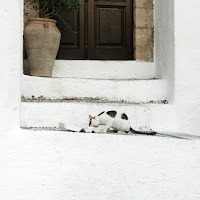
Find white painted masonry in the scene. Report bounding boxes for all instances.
[173,0,200,135]
[21,75,167,103]
[53,60,156,79]
[154,0,174,102]
[21,102,172,132]
[1,1,200,199]
[21,0,200,135]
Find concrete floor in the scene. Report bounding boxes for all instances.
[1,128,200,200]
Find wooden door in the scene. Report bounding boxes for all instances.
[54,0,85,60]
[55,0,133,60]
[88,0,133,60]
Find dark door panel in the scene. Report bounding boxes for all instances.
[54,0,133,60]
[96,6,125,46]
[88,0,133,60]
[54,0,85,60]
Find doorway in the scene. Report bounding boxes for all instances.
[54,0,133,60]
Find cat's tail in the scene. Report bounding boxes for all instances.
[130,127,156,135]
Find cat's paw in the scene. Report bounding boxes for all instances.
[102,129,108,133]
[117,131,127,134]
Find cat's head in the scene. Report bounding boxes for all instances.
[89,115,98,127]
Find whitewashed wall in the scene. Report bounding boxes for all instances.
[155,0,174,102]
[1,1,199,133]
[154,0,200,135]
[0,0,22,131]
[0,1,9,131]
[173,0,200,135]
[1,1,200,200]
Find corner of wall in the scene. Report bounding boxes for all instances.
[154,0,175,104]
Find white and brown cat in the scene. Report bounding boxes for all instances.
[80,110,156,135]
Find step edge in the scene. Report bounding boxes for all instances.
[20,126,193,140]
[22,74,162,81]
[21,97,168,105]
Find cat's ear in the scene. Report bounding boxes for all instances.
[89,115,93,120]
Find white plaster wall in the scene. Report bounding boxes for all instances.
[154,0,175,102]
[0,0,22,131]
[1,1,200,199]
[0,1,9,131]
[173,0,200,135]
[3,0,199,135]
[153,0,200,135]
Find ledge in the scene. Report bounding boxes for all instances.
[53,60,156,79]
[20,101,172,132]
[24,59,156,79]
[21,75,167,103]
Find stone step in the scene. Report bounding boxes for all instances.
[24,60,156,79]
[21,75,167,103]
[20,101,173,133]
[53,60,156,79]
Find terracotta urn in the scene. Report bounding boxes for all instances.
[24,18,61,77]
